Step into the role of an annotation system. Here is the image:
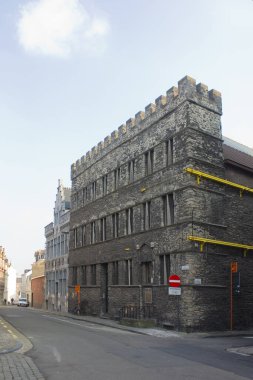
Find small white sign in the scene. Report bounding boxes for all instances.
[181,265,189,271]
[194,278,202,285]
[168,287,181,296]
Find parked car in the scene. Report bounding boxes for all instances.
[17,298,29,307]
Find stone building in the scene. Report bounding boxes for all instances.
[31,250,45,308]
[20,269,32,302]
[45,180,70,312]
[68,76,253,331]
[0,247,8,303]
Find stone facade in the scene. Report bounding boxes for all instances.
[20,269,32,302]
[45,180,70,312]
[31,250,45,308]
[68,76,253,331]
[0,247,8,304]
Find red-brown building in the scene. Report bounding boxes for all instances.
[31,250,45,308]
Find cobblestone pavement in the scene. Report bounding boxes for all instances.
[0,354,44,380]
[0,314,45,380]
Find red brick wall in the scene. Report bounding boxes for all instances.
[31,277,45,309]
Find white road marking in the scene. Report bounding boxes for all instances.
[244,337,253,339]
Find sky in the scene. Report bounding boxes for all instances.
[0,0,252,275]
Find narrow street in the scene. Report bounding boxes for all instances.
[0,307,253,380]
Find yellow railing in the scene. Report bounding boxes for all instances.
[185,168,253,196]
[188,235,253,255]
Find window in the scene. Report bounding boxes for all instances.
[126,208,133,235]
[100,217,106,241]
[73,228,78,248]
[102,175,107,196]
[114,167,121,190]
[128,159,135,183]
[144,149,154,175]
[143,201,151,230]
[81,225,86,246]
[91,221,96,244]
[91,265,96,285]
[72,267,77,285]
[77,190,82,207]
[112,262,119,285]
[159,255,170,285]
[82,187,87,204]
[166,138,173,166]
[91,181,96,200]
[112,212,119,238]
[142,262,152,283]
[81,266,87,285]
[163,193,174,225]
[125,259,133,285]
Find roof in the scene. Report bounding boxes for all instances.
[223,136,253,172]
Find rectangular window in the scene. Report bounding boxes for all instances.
[145,149,154,175]
[166,138,173,166]
[82,187,87,204]
[91,221,96,244]
[159,255,170,285]
[114,167,121,190]
[100,217,106,241]
[91,181,96,200]
[143,201,151,230]
[112,261,119,285]
[128,159,135,183]
[125,259,133,285]
[126,208,133,235]
[112,212,119,238]
[163,193,174,226]
[81,225,86,246]
[102,175,107,196]
[73,228,78,248]
[72,267,77,285]
[142,262,152,284]
[81,266,87,285]
[91,265,96,285]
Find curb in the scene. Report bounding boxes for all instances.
[0,341,23,355]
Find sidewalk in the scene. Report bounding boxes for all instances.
[0,314,45,380]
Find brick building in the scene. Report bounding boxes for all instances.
[68,76,253,331]
[31,250,45,309]
[45,180,70,312]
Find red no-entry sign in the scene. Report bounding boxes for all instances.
[168,274,181,288]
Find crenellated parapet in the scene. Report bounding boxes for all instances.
[71,75,222,179]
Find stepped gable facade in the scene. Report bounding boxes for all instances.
[45,180,70,312]
[68,76,253,331]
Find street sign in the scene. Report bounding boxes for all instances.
[168,274,181,287]
[169,287,181,296]
[231,262,238,273]
[75,284,80,293]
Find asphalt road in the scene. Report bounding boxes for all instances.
[1,307,253,380]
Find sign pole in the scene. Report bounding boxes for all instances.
[230,262,238,331]
[230,265,233,331]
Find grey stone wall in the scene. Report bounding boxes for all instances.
[68,75,253,331]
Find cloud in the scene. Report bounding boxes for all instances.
[17,0,109,58]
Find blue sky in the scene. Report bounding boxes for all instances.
[0,0,252,275]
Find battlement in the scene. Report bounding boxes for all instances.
[71,75,222,178]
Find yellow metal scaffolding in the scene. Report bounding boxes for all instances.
[185,167,253,197]
[188,235,253,255]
